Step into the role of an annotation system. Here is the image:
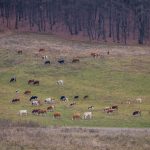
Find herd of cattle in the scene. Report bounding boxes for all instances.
[8,49,143,122]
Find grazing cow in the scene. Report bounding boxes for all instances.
[47,105,55,112]
[88,106,94,111]
[30,96,38,101]
[24,90,31,95]
[39,48,45,52]
[60,96,68,101]
[106,109,115,114]
[19,110,27,116]
[83,95,89,99]
[45,98,55,104]
[33,80,39,86]
[12,98,20,103]
[10,76,16,83]
[28,80,34,84]
[57,80,64,86]
[72,113,81,120]
[74,96,79,100]
[83,112,92,119]
[38,110,47,116]
[53,112,61,119]
[58,60,65,64]
[111,105,118,110]
[104,107,111,112]
[42,55,48,60]
[132,110,141,116]
[44,60,50,64]
[32,100,40,106]
[17,50,22,54]
[91,52,99,58]
[72,58,80,63]
[107,51,110,55]
[136,98,142,103]
[70,102,76,107]
[32,109,40,115]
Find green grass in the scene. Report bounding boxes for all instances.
[0,33,150,127]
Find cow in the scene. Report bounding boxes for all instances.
[72,58,80,63]
[83,95,89,99]
[57,80,64,86]
[91,52,99,58]
[47,105,55,112]
[39,48,45,52]
[28,80,34,84]
[38,110,47,116]
[19,110,27,116]
[106,109,115,114]
[88,106,94,111]
[33,80,39,86]
[44,60,50,64]
[45,98,55,104]
[107,51,110,55]
[10,76,16,83]
[70,102,76,107]
[30,96,38,101]
[83,112,92,119]
[136,98,142,103]
[24,90,31,95]
[17,50,22,54]
[132,110,141,116]
[32,100,40,106]
[74,96,79,100]
[104,107,111,112]
[58,60,65,64]
[72,113,81,120]
[53,112,61,119]
[60,96,68,101]
[111,105,118,110]
[42,55,48,60]
[11,98,20,103]
[32,109,40,115]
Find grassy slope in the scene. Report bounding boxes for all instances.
[0,32,150,127]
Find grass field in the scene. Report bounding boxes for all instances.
[0,32,150,127]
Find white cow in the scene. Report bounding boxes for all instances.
[57,80,64,86]
[42,55,48,60]
[136,98,142,103]
[45,98,55,104]
[32,100,40,106]
[19,110,27,116]
[83,112,92,119]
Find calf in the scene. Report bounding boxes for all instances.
[47,105,55,112]
[72,113,81,120]
[24,90,31,95]
[44,60,50,64]
[132,111,141,116]
[53,112,61,119]
[28,80,34,85]
[12,98,20,103]
[72,58,80,63]
[30,96,38,101]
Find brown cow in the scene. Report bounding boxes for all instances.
[28,80,34,85]
[24,90,31,95]
[39,48,45,52]
[111,105,118,110]
[33,80,39,86]
[11,98,20,103]
[17,50,22,54]
[32,109,40,115]
[106,109,115,114]
[91,52,99,58]
[38,110,47,115]
[72,113,81,120]
[53,112,61,119]
[47,105,55,112]
[72,58,80,63]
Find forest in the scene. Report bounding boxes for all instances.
[0,0,150,44]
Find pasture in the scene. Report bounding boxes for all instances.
[0,32,150,127]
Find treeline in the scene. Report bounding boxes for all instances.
[0,0,150,44]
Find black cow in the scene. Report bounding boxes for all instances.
[10,77,16,83]
[83,95,89,99]
[60,96,67,101]
[133,111,141,116]
[44,60,50,64]
[30,96,38,101]
[74,96,79,100]
[58,60,64,64]
[32,109,40,114]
